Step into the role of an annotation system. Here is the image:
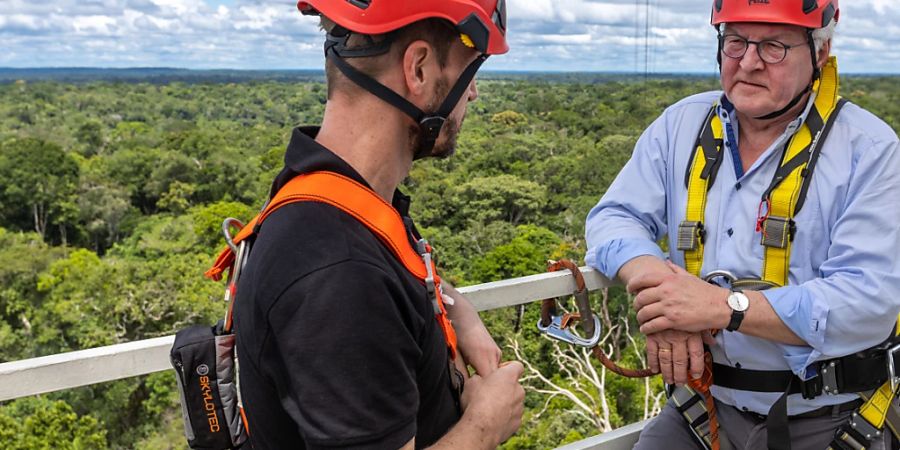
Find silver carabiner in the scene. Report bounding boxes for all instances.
[537,314,603,348]
[888,342,900,393]
[221,218,248,303]
[222,218,245,256]
[703,270,737,285]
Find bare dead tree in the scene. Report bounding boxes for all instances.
[509,317,665,434]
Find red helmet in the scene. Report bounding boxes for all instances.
[711,0,839,29]
[298,0,508,55]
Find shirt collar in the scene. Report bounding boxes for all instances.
[269,126,412,216]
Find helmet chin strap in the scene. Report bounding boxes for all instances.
[753,84,811,120]
[324,28,487,160]
[752,29,820,121]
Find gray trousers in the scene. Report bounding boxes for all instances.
[634,399,891,450]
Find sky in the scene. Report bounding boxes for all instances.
[1,0,898,74]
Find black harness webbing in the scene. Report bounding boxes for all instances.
[684,107,725,190]
[713,336,900,399]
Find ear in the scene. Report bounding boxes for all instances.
[401,40,438,100]
[816,39,832,69]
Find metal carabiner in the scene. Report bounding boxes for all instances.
[703,270,737,286]
[222,218,245,256]
[537,313,603,348]
[537,260,603,348]
[221,218,249,334]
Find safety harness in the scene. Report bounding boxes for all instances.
[173,171,462,450]
[675,57,900,450]
[206,170,459,360]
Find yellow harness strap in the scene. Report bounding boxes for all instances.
[679,108,724,277]
[761,57,841,286]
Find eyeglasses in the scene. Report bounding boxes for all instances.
[719,34,806,64]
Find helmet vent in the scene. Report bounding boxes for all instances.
[346,0,371,10]
[820,3,836,25]
[802,0,819,14]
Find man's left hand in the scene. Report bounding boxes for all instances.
[441,283,502,376]
[630,261,731,334]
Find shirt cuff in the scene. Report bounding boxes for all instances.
[586,238,666,279]
[763,285,829,375]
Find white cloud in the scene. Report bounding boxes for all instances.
[0,0,898,73]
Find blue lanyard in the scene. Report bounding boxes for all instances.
[720,96,744,180]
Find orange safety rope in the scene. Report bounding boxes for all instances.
[690,351,719,450]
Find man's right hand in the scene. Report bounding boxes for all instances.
[458,361,525,447]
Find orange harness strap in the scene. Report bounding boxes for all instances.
[205,171,458,359]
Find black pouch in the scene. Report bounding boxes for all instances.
[171,321,247,450]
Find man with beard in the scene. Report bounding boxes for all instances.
[231,1,524,449]
[586,0,900,449]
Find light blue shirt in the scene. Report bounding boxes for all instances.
[585,90,900,415]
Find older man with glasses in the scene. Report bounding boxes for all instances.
[585,1,900,449]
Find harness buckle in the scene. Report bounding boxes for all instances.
[416,239,441,315]
[800,364,824,400]
[820,360,841,395]
[677,221,706,251]
[419,116,447,144]
[847,412,882,445]
[886,342,900,393]
[760,216,796,249]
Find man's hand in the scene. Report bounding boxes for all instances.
[646,330,706,384]
[459,362,525,446]
[630,261,731,334]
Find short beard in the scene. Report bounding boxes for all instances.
[409,77,461,160]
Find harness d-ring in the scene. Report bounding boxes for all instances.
[537,260,602,348]
[703,270,737,286]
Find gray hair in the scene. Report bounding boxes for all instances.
[811,19,836,52]
[719,19,836,52]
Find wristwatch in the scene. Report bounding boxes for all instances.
[725,290,750,332]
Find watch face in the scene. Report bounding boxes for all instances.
[727,292,750,312]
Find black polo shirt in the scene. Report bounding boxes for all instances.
[233,127,460,449]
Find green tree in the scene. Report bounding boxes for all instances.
[449,175,547,228]
[0,228,66,361]
[0,138,80,242]
[0,397,107,449]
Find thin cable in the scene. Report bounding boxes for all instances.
[634,0,640,74]
[644,0,650,80]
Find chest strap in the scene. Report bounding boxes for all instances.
[205,171,458,360]
[678,57,843,286]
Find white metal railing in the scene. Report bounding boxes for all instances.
[0,267,647,449]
